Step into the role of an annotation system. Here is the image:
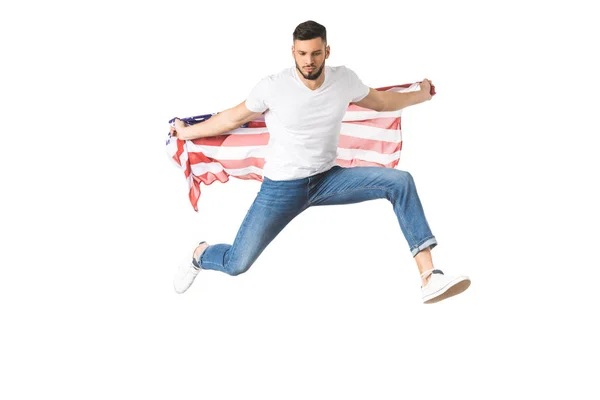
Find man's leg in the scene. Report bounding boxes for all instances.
[414,247,435,286]
[307,165,470,302]
[308,165,437,264]
[198,177,308,276]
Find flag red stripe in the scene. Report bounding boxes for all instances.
[338,135,402,154]
[248,121,266,128]
[190,132,269,147]
[188,171,265,210]
[375,83,412,91]
[343,117,400,130]
[174,136,186,165]
[335,158,398,169]
[188,153,265,170]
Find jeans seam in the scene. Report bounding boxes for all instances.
[308,186,386,206]
[201,259,222,268]
[389,190,417,246]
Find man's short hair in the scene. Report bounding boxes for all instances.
[293,20,327,44]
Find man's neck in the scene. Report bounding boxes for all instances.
[295,67,325,91]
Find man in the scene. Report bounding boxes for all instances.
[171,20,470,304]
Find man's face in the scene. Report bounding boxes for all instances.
[292,38,330,81]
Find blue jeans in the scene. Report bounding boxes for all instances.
[199,165,437,275]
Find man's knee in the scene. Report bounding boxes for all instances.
[227,261,252,276]
[397,170,413,181]
[388,170,415,188]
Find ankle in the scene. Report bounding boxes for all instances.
[420,269,434,287]
[193,243,208,262]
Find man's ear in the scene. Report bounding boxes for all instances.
[325,45,330,59]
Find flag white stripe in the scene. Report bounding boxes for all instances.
[179,144,189,169]
[227,127,269,135]
[340,122,401,142]
[343,110,402,121]
[336,148,401,165]
[191,162,263,177]
[187,143,268,159]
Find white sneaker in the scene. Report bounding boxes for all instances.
[421,269,471,304]
[173,241,208,294]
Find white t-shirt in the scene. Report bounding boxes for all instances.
[245,65,369,180]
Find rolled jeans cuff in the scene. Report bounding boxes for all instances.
[411,237,438,257]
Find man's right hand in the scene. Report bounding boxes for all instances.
[170,118,187,139]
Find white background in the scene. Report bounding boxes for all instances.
[1,0,599,398]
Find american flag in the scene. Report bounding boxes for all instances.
[166,82,426,211]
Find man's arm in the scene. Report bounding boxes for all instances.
[172,101,265,140]
[352,79,434,111]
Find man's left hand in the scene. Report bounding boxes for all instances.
[420,78,435,100]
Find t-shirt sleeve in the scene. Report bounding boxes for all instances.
[245,77,270,112]
[346,67,370,103]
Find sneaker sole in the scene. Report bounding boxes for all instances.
[423,277,471,304]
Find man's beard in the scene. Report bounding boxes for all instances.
[295,61,325,81]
